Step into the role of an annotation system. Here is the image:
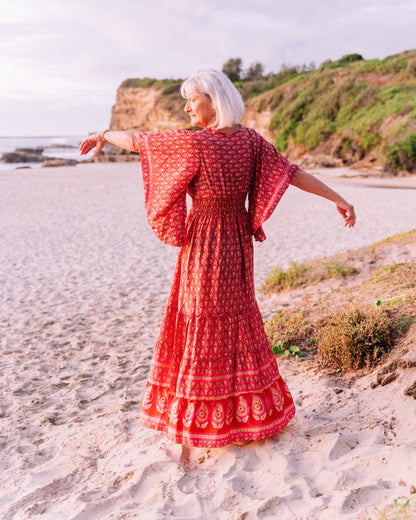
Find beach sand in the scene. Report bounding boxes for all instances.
[1,162,416,520]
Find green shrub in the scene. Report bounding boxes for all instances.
[385,134,416,171]
[317,306,398,371]
[260,258,359,295]
[119,78,182,93]
[339,53,364,64]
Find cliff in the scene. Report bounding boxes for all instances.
[109,51,416,174]
[110,82,188,133]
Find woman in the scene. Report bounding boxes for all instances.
[80,70,355,448]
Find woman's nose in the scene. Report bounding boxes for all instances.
[185,100,191,112]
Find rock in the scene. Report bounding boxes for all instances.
[1,152,44,163]
[380,371,399,386]
[94,144,139,163]
[46,144,77,149]
[42,158,79,167]
[15,147,44,154]
[94,154,139,163]
[404,381,416,399]
[110,86,187,133]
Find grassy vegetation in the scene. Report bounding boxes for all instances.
[374,229,416,244]
[244,50,416,171]
[265,262,415,373]
[118,50,416,172]
[260,257,359,295]
[261,230,416,296]
[359,496,416,520]
[264,232,416,373]
[317,303,410,370]
[119,78,183,95]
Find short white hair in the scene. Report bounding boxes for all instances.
[181,70,245,129]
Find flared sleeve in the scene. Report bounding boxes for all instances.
[135,130,200,247]
[248,131,298,242]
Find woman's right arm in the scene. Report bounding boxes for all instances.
[289,167,356,228]
[79,130,140,157]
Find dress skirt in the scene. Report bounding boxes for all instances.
[139,195,295,447]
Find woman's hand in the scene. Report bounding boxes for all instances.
[79,132,106,157]
[335,198,356,228]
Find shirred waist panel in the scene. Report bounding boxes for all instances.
[190,194,247,215]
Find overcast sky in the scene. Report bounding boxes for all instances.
[1,0,415,136]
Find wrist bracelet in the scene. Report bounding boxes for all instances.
[102,129,111,142]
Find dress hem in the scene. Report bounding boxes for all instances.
[140,403,296,448]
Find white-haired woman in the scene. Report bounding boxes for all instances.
[80,70,355,448]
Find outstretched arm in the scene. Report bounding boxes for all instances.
[289,167,356,228]
[79,130,140,157]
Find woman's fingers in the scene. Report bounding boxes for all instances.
[79,133,105,156]
[93,140,105,157]
[79,138,94,155]
[336,200,356,228]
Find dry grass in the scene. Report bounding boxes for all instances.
[261,229,416,296]
[260,258,359,295]
[359,496,416,520]
[317,303,410,371]
[264,232,416,373]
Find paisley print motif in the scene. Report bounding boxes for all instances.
[271,386,284,412]
[169,398,181,425]
[182,401,196,428]
[142,384,154,410]
[156,388,168,414]
[195,402,209,429]
[211,402,225,429]
[252,394,267,421]
[236,396,250,423]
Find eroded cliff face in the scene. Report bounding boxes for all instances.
[241,91,278,144]
[110,87,188,133]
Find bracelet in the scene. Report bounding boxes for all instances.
[102,129,111,142]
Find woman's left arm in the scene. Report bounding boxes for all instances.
[289,167,356,228]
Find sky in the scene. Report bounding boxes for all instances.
[1,0,416,136]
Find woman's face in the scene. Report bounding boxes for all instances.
[184,92,215,128]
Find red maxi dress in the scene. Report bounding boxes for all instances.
[136,125,297,447]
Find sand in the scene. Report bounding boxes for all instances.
[1,162,416,520]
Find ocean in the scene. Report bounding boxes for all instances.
[0,135,89,171]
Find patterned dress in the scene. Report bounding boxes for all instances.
[135,125,297,447]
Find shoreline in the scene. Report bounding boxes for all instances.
[2,160,416,186]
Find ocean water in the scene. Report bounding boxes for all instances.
[0,136,87,171]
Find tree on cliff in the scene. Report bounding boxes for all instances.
[222,58,243,82]
[245,62,265,80]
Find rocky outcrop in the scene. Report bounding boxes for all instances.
[241,90,279,144]
[42,158,79,168]
[110,87,187,133]
[1,147,80,168]
[1,149,45,163]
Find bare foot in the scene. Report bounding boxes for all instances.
[233,440,253,446]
